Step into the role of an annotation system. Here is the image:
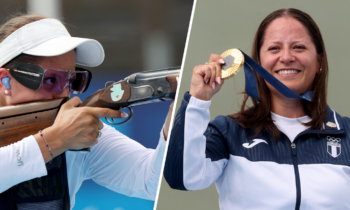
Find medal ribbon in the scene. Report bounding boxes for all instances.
[239,50,313,102]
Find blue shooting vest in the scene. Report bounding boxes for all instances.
[0,153,70,210]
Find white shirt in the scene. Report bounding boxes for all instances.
[0,123,166,209]
[271,112,311,142]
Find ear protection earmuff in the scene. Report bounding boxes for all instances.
[2,77,10,89]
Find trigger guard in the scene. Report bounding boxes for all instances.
[105,107,134,125]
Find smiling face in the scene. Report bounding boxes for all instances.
[259,17,321,97]
[0,50,76,106]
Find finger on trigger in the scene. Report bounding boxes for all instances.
[89,107,129,119]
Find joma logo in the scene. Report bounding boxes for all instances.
[13,144,24,166]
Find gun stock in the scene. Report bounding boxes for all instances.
[0,98,68,148]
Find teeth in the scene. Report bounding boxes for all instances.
[278,70,299,75]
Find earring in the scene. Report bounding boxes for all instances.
[320,68,322,72]
[2,77,10,89]
[4,90,8,95]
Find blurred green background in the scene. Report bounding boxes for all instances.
[156,0,350,209]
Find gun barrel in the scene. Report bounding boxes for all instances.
[127,69,179,103]
[126,67,181,84]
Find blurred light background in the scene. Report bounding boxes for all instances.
[0,0,193,209]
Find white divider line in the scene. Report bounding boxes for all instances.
[153,0,198,209]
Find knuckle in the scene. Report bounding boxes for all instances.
[208,67,213,74]
[61,101,69,109]
[72,96,81,102]
[88,130,97,139]
[88,134,98,143]
[210,53,219,60]
[79,107,90,116]
[87,117,96,125]
[193,65,202,73]
[98,119,103,128]
[77,111,88,119]
[100,108,110,116]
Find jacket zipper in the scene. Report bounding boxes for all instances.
[291,142,301,210]
[289,124,345,210]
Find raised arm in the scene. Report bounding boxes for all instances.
[164,54,230,190]
[164,92,229,190]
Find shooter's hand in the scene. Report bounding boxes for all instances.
[34,97,127,163]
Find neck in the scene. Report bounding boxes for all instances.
[270,92,306,118]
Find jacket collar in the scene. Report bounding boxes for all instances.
[323,106,343,131]
[304,105,345,135]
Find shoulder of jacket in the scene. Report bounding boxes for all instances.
[209,115,242,132]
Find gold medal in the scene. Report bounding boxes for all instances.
[220,48,244,80]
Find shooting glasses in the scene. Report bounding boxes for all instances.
[7,63,91,94]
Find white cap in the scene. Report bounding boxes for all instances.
[0,18,105,67]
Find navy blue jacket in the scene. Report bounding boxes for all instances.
[164,92,350,210]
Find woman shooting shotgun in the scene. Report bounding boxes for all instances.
[0,14,173,209]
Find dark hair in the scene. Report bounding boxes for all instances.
[230,8,328,140]
[0,14,48,68]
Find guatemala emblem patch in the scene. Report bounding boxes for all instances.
[110,84,124,102]
[327,136,341,158]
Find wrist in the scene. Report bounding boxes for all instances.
[189,90,210,101]
[45,126,67,151]
[39,130,54,163]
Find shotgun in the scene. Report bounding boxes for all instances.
[0,66,180,149]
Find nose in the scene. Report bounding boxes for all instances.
[279,48,295,64]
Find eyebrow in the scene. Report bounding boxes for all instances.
[264,40,309,46]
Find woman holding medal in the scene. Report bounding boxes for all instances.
[0,14,173,209]
[164,8,350,209]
